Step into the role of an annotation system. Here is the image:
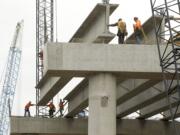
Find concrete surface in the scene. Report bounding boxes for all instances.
[65,79,160,117]
[163,106,180,120]
[42,43,163,78]
[37,43,166,105]
[37,76,72,105]
[88,73,116,135]
[116,79,160,105]
[69,4,118,43]
[139,92,180,119]
[117,81,165,117]
[65,79,124,117]
[11,116,180,135]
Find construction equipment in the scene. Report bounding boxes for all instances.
[150,0,180,134]
[36,0,54,116]
[0,20,24,135]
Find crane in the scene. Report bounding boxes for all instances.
[0,20,24,135]
[150,0,180,134]
[36,0,54,116]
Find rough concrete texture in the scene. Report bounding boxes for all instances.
[139,92,179,119]
[43,43,163,78]
[88,73,116,135]
[116,80,164,117]
[163,107,180,120]
[37,43,166,105]
[11,117,180,135]
[69,4,118,43]
[65,79,163,119]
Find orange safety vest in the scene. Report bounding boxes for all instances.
[48,103,55,110]
[59,101,64,109]
[25,102,32,109]
[134,20,142,30]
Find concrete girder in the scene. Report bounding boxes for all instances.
[65,79,159,117]
[69,4,118,43]
[66,80,88,117]
[36,3,119,106]
[37,43,171,107]
[117,81,167,118]
[11,117,180,135]
[65,78,125,117]
[138,92,179,119]
[37,76,72,105]
[162,106,180,120]
[42,43,165,79]
[116,79,161,105]
[64,79,88,101]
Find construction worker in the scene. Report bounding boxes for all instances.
[39,49,43,61]
[133,17,142,44]
[59,99,65,117]
[47,102,56,118]
[24,101,35,117]
[108,18,128,44]
[172,33,180,46]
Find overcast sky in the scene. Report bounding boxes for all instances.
[0,0,151,116]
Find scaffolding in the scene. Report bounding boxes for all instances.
[150,0,180,134]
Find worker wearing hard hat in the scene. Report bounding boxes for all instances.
[24,101,35,117]
[108,18,128,44]
[133,17,142,44]
[47,102,56,118]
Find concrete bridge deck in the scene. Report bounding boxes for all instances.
[11,116,180,135]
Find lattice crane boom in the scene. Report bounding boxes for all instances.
[150,0,180,134]
[0,20,24,135]
[36,0,54,115]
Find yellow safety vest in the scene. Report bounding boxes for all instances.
[118,21,126,33]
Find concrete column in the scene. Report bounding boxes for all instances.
[88,73,116,135]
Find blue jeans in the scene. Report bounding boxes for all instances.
[24,109,30,117]
[135,35,141,44]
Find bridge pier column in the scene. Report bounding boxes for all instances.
[88,73,116,135]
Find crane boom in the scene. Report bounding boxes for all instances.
[0,20,24,135]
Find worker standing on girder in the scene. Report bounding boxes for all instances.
[59,99,65,117]
[133,17,142,44]
[108,18,128,44]
[47,102,56,118]
[24,101,35,117]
